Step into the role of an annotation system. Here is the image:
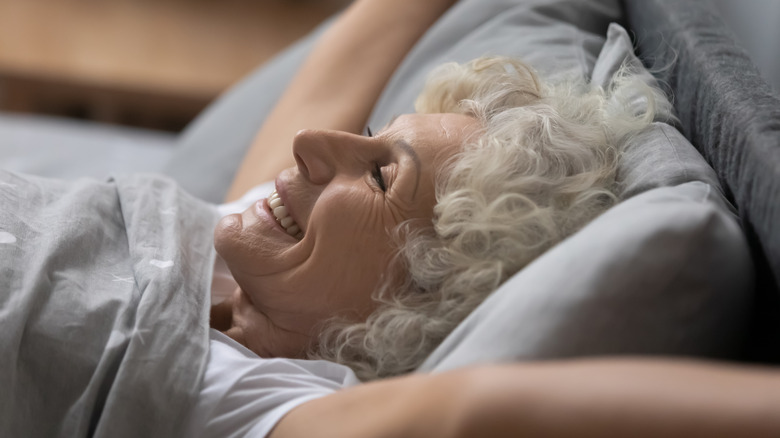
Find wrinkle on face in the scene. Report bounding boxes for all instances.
[214,112,481,358]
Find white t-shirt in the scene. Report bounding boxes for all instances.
[185,330,360,438]
[186,183,360,437]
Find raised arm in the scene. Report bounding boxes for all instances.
[270,359,780,438]
[226,0,456,201]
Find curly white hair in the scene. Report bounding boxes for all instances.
[315,56,671,380]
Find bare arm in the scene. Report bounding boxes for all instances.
[226,0,456,201]
[270,359,780,438]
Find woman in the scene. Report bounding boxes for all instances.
[198,0,780,435]
[207,0,662,381]
[2,0,777,436]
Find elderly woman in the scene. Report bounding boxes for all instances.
[193,0,780,434]
[3,0,779,437]
[207,0,662,383]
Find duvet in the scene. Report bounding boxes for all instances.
[0,171,219,437]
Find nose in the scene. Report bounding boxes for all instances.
[292,129,368,185]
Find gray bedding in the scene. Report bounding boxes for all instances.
[625,0,780,362]
[0,171,219,437]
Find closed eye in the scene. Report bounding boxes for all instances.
[372,163,387,192]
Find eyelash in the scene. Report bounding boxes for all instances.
[372,163,387,192]
[366,126,386,192]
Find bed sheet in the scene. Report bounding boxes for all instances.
[0,171,218,437]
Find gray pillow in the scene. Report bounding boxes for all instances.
[420,182,752,371]
[595,24,723,202]
[165,0,622,203]
[419,24,753,372]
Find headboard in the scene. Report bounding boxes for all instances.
[624,0,780,362]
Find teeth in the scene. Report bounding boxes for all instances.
[280,217,295,228]
[272,205,288,219]
[268,190,303,239]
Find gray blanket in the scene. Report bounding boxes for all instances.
[0,171,220,437]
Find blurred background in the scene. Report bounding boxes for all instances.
[0,0,776,135]
[0,0,351,132]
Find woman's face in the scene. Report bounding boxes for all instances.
[214,113,479,357]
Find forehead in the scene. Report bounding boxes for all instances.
[381,113,479,162]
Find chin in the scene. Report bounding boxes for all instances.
[213,213,243,259]
[214,208,297,280]
[213,213,264,274]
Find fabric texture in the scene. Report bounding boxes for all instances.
[418,23,753,373]
[0,171,219,437]
[625,0,780,362]
[592,24,723,201]
[185,330,359,438]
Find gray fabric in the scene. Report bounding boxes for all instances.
[619,123,723,201]
[0,113,175,180]
[0,171,219,437]
[420,182,753,372]
[166,0,622,203]
[590,25,723,202]
[625,0,780,362]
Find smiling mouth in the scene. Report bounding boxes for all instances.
[268,190,304,240]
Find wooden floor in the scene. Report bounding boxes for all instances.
[0,0,350,130]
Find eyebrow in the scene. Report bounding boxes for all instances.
[393,139,422,200]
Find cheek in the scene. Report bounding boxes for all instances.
[310,190,394,272]
[298,201,396,313]
[299,239,389,319]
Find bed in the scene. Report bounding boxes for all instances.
[1,0,778,436]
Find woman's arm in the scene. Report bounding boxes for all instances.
[270,359,780,438]
[226,0,456,201]
[460,359,780,438]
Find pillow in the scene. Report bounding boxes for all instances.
[418,24,753,372]
[164,0,623,203]
[594,25,723,202]
[419,182,753,372]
